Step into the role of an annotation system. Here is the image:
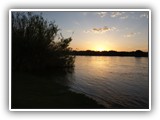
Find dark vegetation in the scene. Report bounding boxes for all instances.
[11,12,104,109]
[70,50,148,57]
[12,12,75,73]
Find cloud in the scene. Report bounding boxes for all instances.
[92,26,111,33]
[96,12,127,19]
[84,26,118,34]
[123,32,140,38]
[140,13,148,18]
[110,27,119,31]
[120,15,128,19]
[97,12,107,18]
[111,12,125,18]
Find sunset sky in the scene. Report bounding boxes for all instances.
[35,11,149,52]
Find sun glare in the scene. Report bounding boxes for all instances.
[95,46,106,51]
[97,48,104,52]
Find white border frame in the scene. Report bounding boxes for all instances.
[9,9,151,111]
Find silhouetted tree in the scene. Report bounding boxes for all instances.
[135,50,144,57]
[12,12,75,72]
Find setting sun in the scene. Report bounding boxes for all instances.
[97,47,105,51]
[94,45,107,51]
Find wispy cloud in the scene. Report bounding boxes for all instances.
[140,13,148,18]
[110,27,119,31]
[96,12,128,19]
[110,12,128,20]
[123,32,140,38]
[93,26,111,33]
[120,16,128,19]
[97,12,107,18]
[111,12,125,18]
[84,26,118,34]
[96,12,128,20]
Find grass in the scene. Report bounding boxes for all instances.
[11,72,105,109]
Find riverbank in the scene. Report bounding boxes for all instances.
[70,50,148,57]
[11,72,105,109]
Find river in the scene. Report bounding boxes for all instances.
[64,56,149,108]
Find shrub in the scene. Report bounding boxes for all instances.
[12,12,75,72]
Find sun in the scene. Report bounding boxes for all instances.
[95,46,106,51]
[97,47,105,52]
[91,43,109,51]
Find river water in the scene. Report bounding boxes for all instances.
[66,56,149,109]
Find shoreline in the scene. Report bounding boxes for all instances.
[69,50,148,57]
[11,72,105,109]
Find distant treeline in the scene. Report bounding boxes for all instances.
[70,50,148,57]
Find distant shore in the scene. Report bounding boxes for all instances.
[69,50,148,57]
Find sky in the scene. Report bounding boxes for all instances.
[35,11,149,52]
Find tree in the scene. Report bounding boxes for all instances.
[12,12,75,72]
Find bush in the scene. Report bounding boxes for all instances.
[12,12,75,72]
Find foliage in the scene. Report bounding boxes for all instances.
[12,12,75,72]
[71,50,148,57]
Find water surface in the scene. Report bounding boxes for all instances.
[67,56,149,108]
